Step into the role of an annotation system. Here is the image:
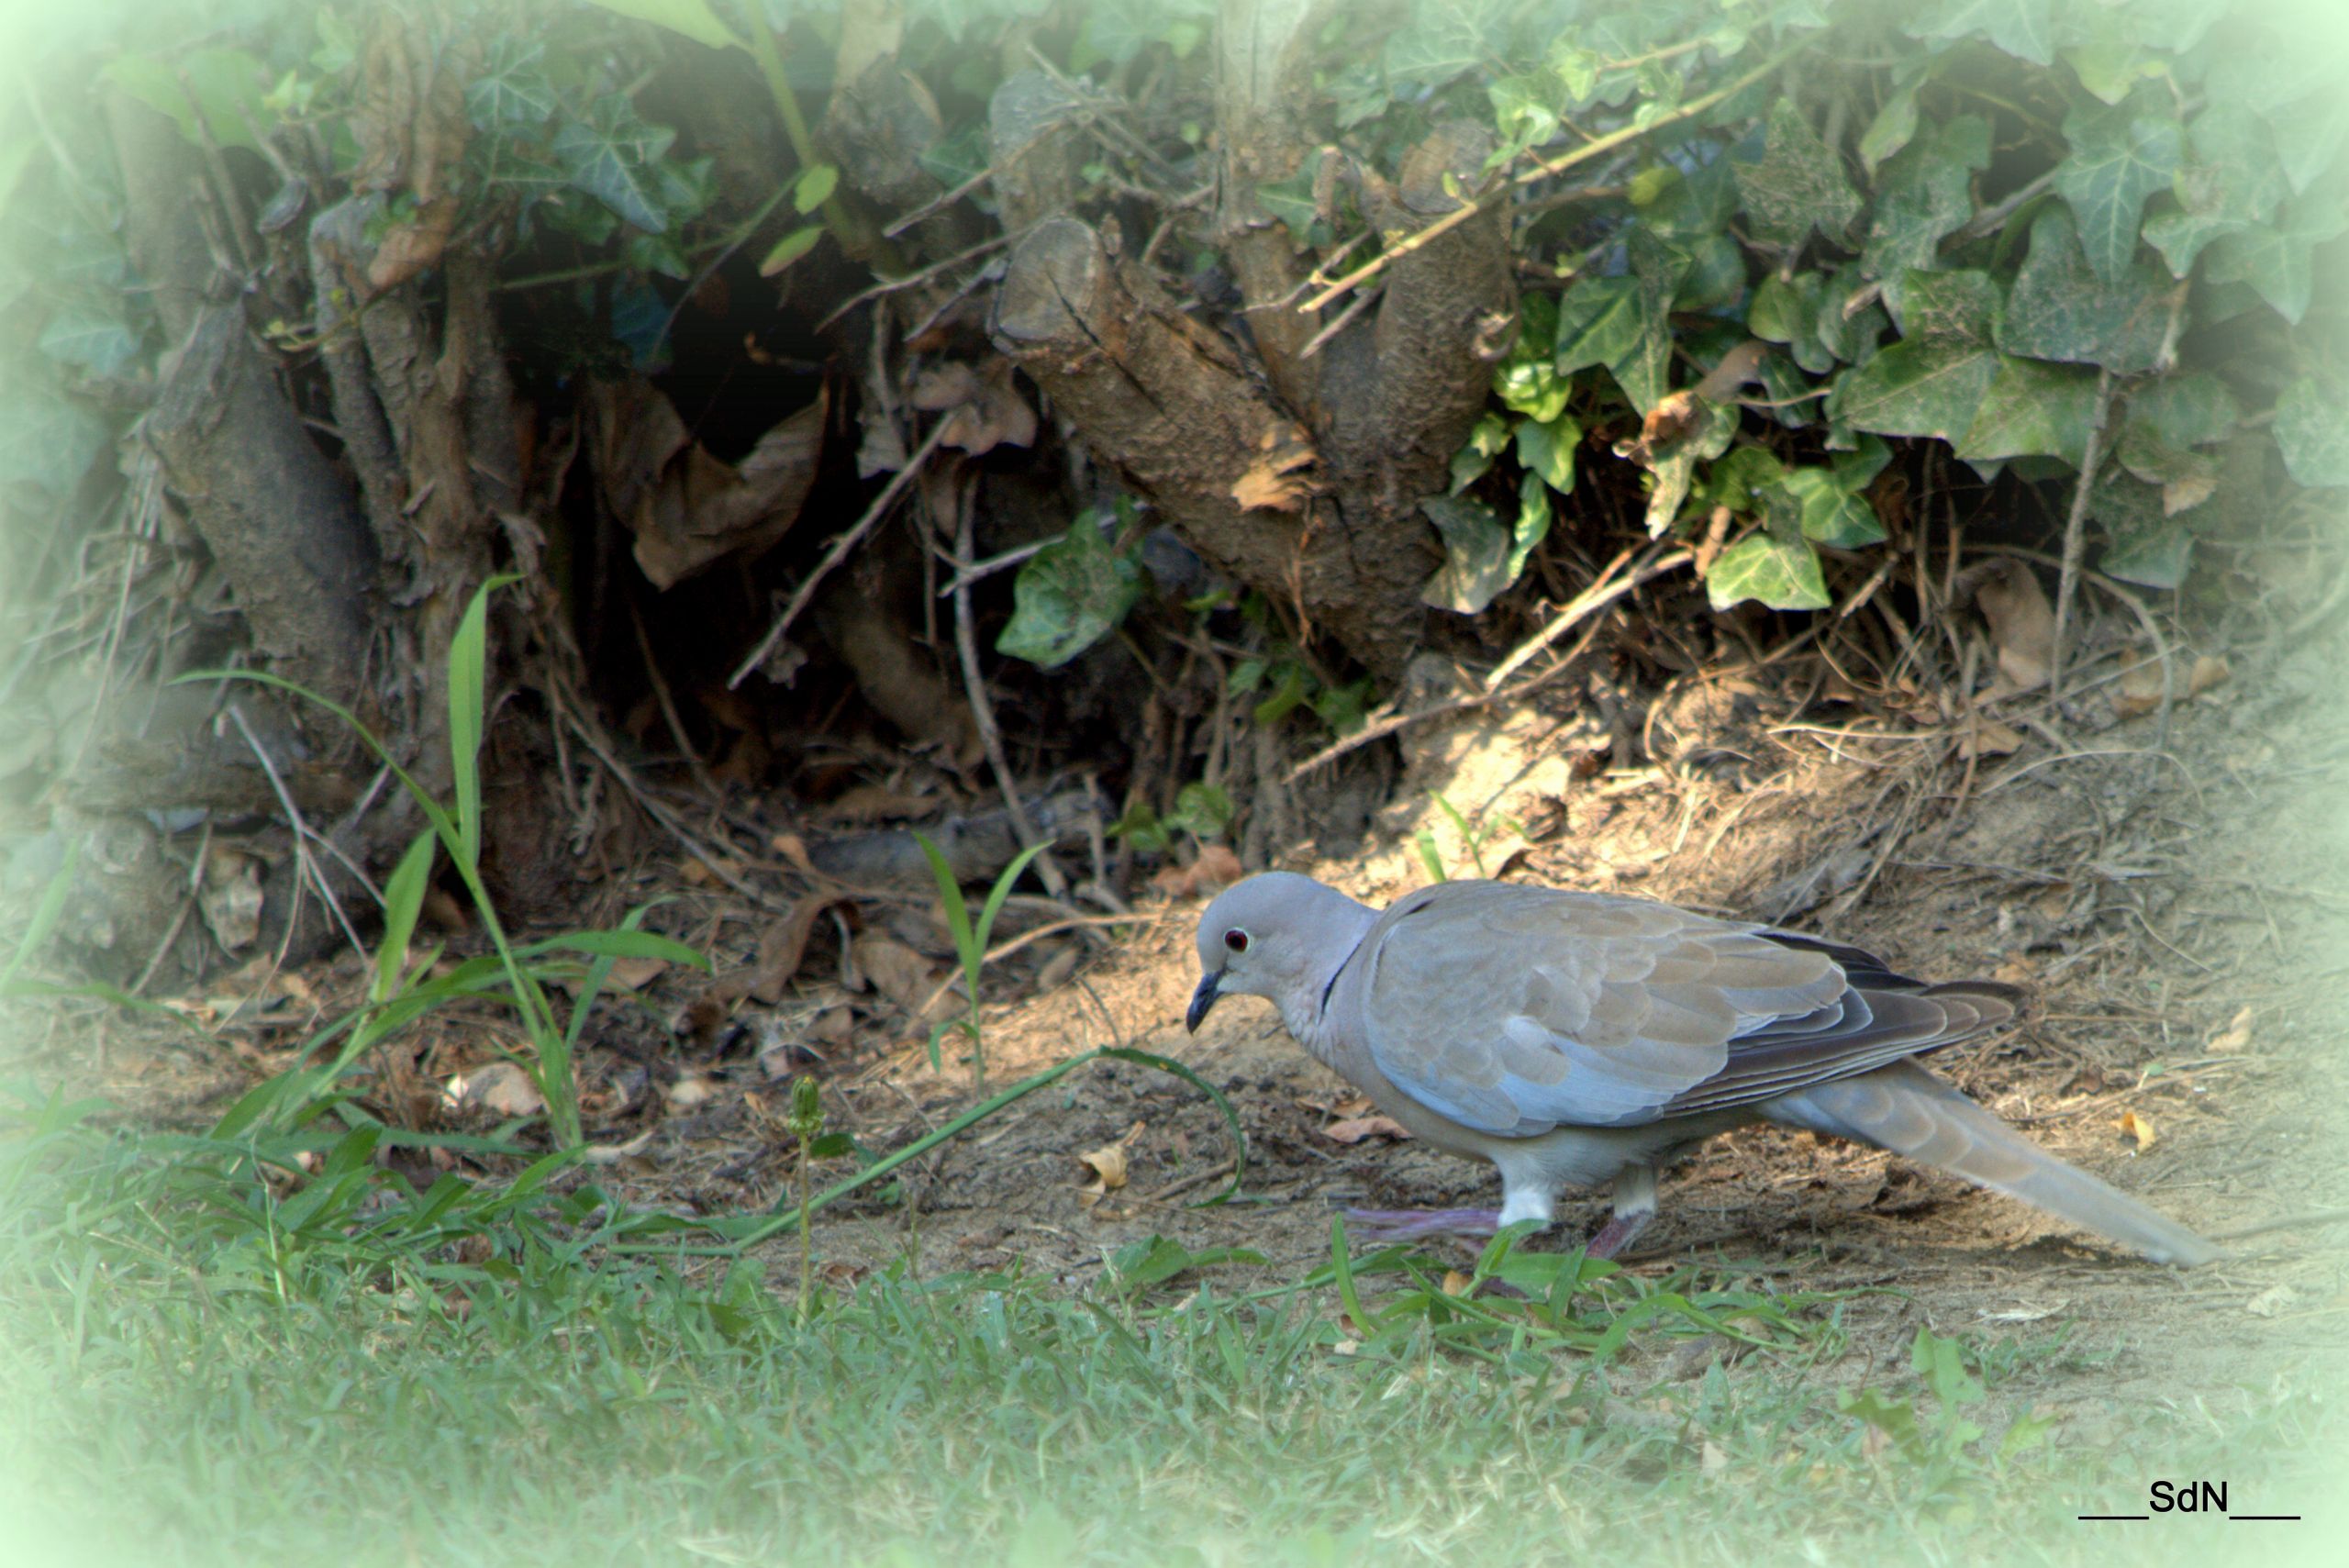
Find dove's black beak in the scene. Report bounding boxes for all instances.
[1186,971,1222,1033]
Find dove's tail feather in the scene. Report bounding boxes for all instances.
[1764,1058,2221,1267]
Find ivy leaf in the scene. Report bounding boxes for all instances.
[2141,105,2287,277]
[996,517,1144,667]
[1960,356,2099,468]
[1496,296,1570,420]
[1997,206,2171,373]
[1614,229,1691,412]
[2274,374,2349,489]
[1384,0,1506,91]
[2052,95,2181,284]
[1488,73,1562,158]
[1828,269,2003,442]
[1858,83,1920,175]
[1419,494,1515,615]
[104,49,273,154]
[1708,531,1831,611]
[38,306,141,375]
[1772,466,1887,547]
[1553,276,1646,381]
[553,98,679,231]
[1863,114,1990,326]
[2091,472,2192,586]
[1510,473,1553,582]
[2201,195,2349,325]
[1449,412,1511,494]
[1909,0,2054,66]
[1750,272,1835,374]
[466,39,557,128]
[1733,100,1863,250]
[1253,169,1319,235]
[1816,261,1890,368]
[2122,372,2239,450]
[1515,411,1579,493]
[0,386,107,495]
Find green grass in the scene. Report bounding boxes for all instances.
[2,1091,2338,1568]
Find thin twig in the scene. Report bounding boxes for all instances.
[225,703,366,958]
[1287,545,1693,781]
[884,165,996,238]
[2049,367,2117,700]
[816,224,1029,332]
[948,471,1068,897]
[729,420,951,688]
[1296,283,1382,361]
[1297,44,1804,315]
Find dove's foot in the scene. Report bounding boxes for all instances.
[1340,1207,1505,1243]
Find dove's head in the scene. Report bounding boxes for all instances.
[1186,873,1372,1033]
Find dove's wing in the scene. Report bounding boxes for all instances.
[1349,882,2010,1137]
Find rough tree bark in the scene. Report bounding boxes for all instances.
[112,94,378,707]
[990,0,1512,677]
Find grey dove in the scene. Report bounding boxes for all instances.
[1186,873,2219,1266]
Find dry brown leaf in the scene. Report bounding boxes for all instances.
[2163,472,2218,515]
[1956,714,2024,760]
[1700,1440,1730,1474]
[770,831,817,874]
[1151,844,1246,901]
[592,380,829,590]
[1441,1270,1474,1297]
[1320,1115,1412,1144]
[1992,956,2037,985]
[2116,1109,2157,1151]
[1230,426,1319,513]
[1035,944,1080,991]
[449,1062,544,1118]
[823,784,936,824]
[1973,559,2056,691]
[580,1129,659,1165]
[2116,651,2230,718]
[851,932,955,1023]
[2209,1005,2254,1053]
[745,895,852,1006]
[1077,1142,1129,1191]
[911,361,1036,455]
[605,955,670,993]
[665,1074,719,1110]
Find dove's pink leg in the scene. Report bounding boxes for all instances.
[1583,1162,1658,1259]
[1340,1207,1503,1242]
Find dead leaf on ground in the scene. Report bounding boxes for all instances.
[910,360,1036,455]
[665,1074,719,1110]
[1976,1299,2070,1323]
[746,895,852,1006]
[851,932,956,1023]
[605,955,670,992]
[2208,1005,2254,1053]
[1972,559,2055,691]
[2116,1109,2157,1151]
[580,1129,658,1165]
[2115,651,2229,718]
[1441,1269,1474,1297]
[1152,844,1245,900]
[1320,1114,1412,1144]
[823,784,936,825]
[447,1062,545,1118]
[1956,712,2024,760]
[591,380,828,590]
[1076,1121,1143,1206]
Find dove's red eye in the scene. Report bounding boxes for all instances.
[1224,929,1250,953]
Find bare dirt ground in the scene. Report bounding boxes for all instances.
[32,602,2349,1440]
